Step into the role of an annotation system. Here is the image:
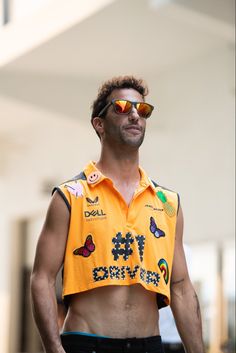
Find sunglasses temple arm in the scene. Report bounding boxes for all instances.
[97,102,112,117]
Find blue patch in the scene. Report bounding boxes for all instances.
[149,217,165,238]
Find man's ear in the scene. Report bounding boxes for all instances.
[92,117,105,137]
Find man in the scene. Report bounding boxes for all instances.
[31,76,205,353]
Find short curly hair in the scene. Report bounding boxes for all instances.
[91,75,149,121]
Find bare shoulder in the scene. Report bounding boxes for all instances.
[44,190,70,231]
[32,191,70,276]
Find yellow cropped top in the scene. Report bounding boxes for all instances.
[53,161,179,308]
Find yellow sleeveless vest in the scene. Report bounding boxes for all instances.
[54,162,179,308]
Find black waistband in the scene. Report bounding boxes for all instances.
[61,333,163,353]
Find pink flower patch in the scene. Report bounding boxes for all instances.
[65,181,83,198]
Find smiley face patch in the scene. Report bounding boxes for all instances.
[87,171,101,184]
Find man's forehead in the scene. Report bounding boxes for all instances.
[108,88,144,101]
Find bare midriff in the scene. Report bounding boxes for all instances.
[62,284,160,338]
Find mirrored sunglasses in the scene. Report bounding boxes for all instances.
[98,99,154,119]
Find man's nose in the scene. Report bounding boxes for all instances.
[128,106,139,121]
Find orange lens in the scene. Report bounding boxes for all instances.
[114,100,132,114]
[113,100,153,118]
[136,103,152,118]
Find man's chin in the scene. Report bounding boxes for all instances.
[123,136,144,148]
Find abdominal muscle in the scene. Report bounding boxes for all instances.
[62,284,160,338]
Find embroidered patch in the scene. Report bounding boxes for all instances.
[156,190,176,217]
[87,171,101,184]
[65,181,83,198]
[112,232,134,261]
[158,258,169,284]
[109,266,121,279]
[111,233,146,262]
[92,265,160,286]
[73,235,95,257]
[135,235,145,262]
[149,217,165,238]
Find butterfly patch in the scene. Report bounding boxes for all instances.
[73,235,95,257]
[149,217,165,238]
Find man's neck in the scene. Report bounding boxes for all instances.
[96,147,140,184]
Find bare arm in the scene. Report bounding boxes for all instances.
[170,205,205,353]
[30,192,69,353]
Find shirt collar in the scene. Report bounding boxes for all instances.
[83,161,156,193]
[83,161,106,187]
[138,166,157,193]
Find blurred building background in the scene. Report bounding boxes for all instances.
[0,0,235,352]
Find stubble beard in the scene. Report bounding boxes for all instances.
[119,126,145,148]
[104,121,146,149]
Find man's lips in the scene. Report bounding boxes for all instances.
[124,125,142,133]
